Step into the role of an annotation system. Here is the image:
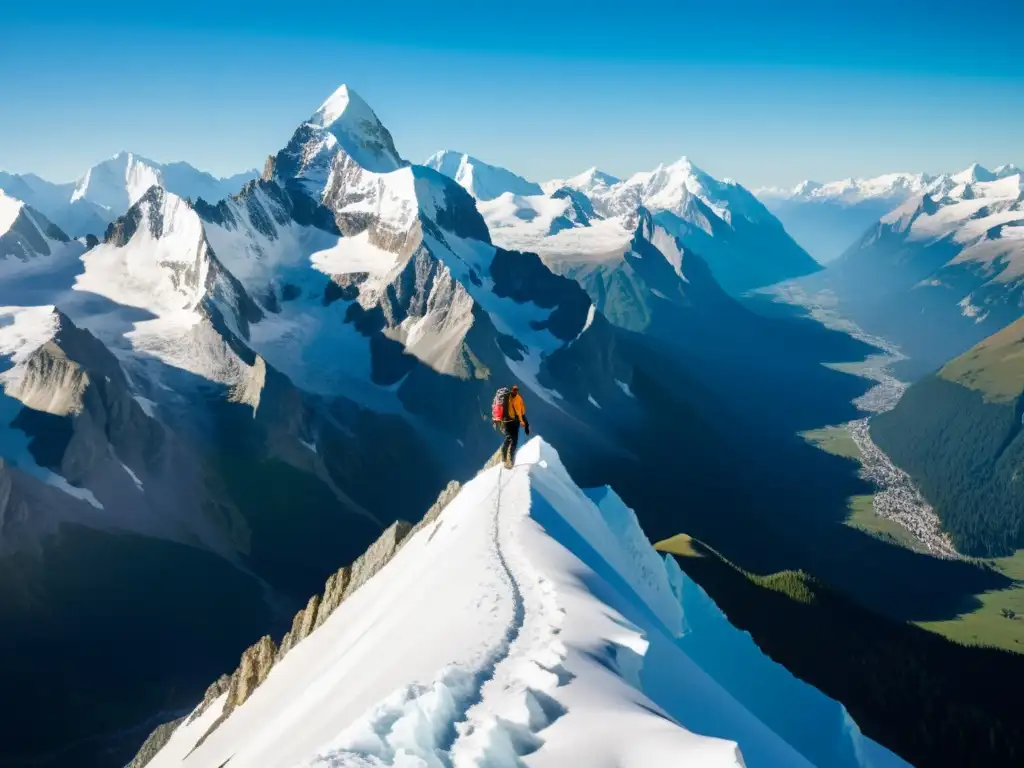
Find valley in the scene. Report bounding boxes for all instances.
[774,284,958,558]
[773,285,1024,653]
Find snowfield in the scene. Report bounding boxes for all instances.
[146,438,907,768]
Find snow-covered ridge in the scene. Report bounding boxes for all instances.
[140,438,907,768]
[467,153,817,293]
[758,172,931,203]
[542,166,622,197]
[876,170,1024,283]
[0,153,257,238]
[760,163,1021,204]
[425,150,543,201]
[72,152,256,212]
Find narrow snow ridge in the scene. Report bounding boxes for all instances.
[144,437,908,768]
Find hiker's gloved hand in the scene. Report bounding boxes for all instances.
[524,422,531,435]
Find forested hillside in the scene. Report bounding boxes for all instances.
[658,535,1024,768]
[871,320,1024,557]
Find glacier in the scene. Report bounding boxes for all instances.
[141,438,908,768]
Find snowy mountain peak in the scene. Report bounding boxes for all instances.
[268,84,404,197]
[67,151,257,219]
[424,149,542,201]
[309,84,403,174]
[995,163,1022,178]
[952,162,996,184]
[310,83,359,127]
[765,173,932,204]
[791,180,823,196]
[534,156,817,292]
[71,151,162,211]
[543,166,622,197]
[569,166,620,187]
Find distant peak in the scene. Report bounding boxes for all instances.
[426,149,463,163]
[665,156,700,174]
[793,180,822,195]
[953,162,996,184]
[561,167,621,192]
[580,167,619,183]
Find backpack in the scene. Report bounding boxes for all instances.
[492,387,511,422]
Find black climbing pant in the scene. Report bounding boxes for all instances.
[501,420,520,466]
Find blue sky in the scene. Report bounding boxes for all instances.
[2,0,1021,189]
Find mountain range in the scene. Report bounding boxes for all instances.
[759,163,1023,264]
[792,167,1024,377]
[0,152,256,238]
[1,84,836,768]
[427,151,821,295]
[4,82,1023,768]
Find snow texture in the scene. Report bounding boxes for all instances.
[145,437,907,768]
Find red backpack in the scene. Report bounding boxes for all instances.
[492,387,511,422]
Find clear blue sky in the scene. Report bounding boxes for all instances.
[2,0,1021,189]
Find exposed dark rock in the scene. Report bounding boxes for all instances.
[551,186,596,222]
[186,675,231,725]
[104,200,144,246]
[417,168,492,243]
[314,520,413,630]
[276,593,321,662]
[490,248,591,341]
[324,274,365,306]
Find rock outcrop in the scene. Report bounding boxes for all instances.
[276,593,321,661]
[126,716,186,768]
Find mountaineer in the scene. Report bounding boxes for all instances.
[492,384,530,469]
